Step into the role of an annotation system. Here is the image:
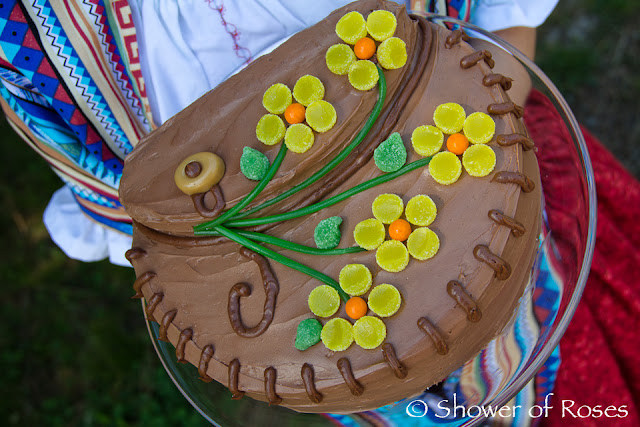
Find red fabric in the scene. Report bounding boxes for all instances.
[524,90,640,426]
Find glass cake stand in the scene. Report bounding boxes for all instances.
[143,14,597,427]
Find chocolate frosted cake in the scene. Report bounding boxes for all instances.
[120,0,541,414]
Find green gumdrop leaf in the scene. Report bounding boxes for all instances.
[374,132,407,173]
[240,146,270,181]
[295,318,323,351]
[314,216,343,249]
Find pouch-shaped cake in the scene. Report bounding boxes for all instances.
[120,0,541,414]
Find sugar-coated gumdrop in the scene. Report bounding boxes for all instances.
[368,284,402,317]
[293,75,325,107]
[262,83,292,115]
[374,132,407,173]
[377,37,407,70]
[405,194,437,227]
[256,114,286,146]
[305,100,337,133]
[326,44,356,75]
[353,218,386,250]
[462,144,496,177]
[433,103,466,134]
[429,151,462,185]
[240,147,269,181]
[321,318,354,352]
[308,285,341,317]
[353,316,386,349]
[407,227,440,260]
[463,112,495,144]
[412,125,444,157]
[339,264,372,296]
[376,240,409,273]
[284,123,315,153]
[366,10,397,41]
[314,216,343,249]
[335,11,367,45]
[294,318,323,351]
[348,60,379,91]
[372,193,404,224]
[345,297,368,320]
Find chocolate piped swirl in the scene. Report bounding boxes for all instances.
[473,245,512,280]
[492,171,535,193]
[176,328,193,363]
[444,28,470,48]
[132,271,156,299]
[192,184,225,218]
[227,248,279,338]
[301,363,323,403]
[488,209,526,237]
[264,367,283,405]
[447,281,482,322]
[158,309,177,342]
[382,343,408,379]
[228,359,245,400]
[488,102,524,118]
[417,317,448,355]
[497,133,535,151]
[198,345,215,382]
[145,292,164,320]
[482,73,513,91]
[460,50,495,69]
[337,358,364,396]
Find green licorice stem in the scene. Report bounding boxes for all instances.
[215,225,349,302]
[193,228,364,256]
[220,157,431,229]
[233,66,387,220]
[194,143,288,231]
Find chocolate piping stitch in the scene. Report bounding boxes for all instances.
[192,184,225,218]
[382,343,408,379]
[198,345,215,382]
[447,280,482,322]
[337,358,364,396]
[158,309,177,342]
[132,271,156,299]
[488,209,526,237]
[175,328,193,363]
[417,317,448,355]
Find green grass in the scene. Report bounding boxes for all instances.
[0,116,207,426]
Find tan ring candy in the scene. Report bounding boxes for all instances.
[174,152,225,195]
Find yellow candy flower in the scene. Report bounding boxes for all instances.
[328,9,406,91]
[410,102,498,185]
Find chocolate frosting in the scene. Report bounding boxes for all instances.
[120,0,542,414]
[497,133,535,151]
